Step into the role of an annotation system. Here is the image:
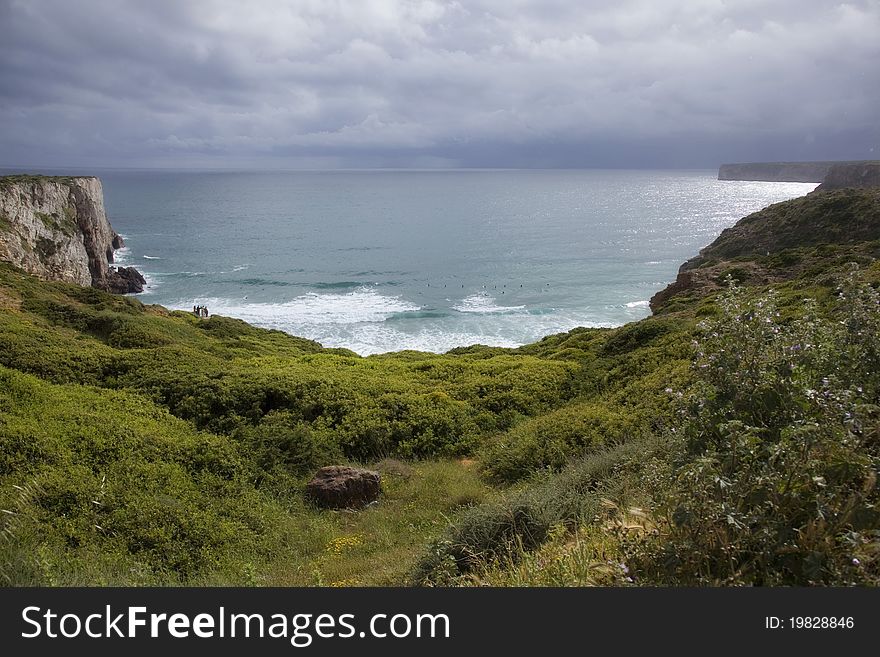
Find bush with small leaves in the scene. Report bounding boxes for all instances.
[629,275,880,585]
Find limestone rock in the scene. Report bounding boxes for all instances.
[305,466,381,509]
[816,162,880,191]
[108,266,146,294]
[0,175,145,293]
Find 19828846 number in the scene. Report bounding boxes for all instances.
[789,617,854,629]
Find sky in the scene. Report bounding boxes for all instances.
[1,0,878,169]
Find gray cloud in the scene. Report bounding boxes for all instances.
[1,0,878,168]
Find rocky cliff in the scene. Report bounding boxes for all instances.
[650,186,880,313]
[0,175,144,293]
[717,160,878,183]
[654,162,880,312]
[815,162,880,191]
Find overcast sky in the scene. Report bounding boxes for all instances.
[1,0,878,169]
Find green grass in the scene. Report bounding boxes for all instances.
[34,209,77,237]
[1,186,878,587]
[0,363,493,585]
[271,459,493,586]
[458,518,640,587]
[0,257,679,586]
[35,212,55,231]
[410,437,663,585]
[0,261,580,585]
[0,174,92,189]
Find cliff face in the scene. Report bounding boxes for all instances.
[816,162,880,191]
[654,162,880,313]
[719,161,846,183]
[718,161,836,182]
[0,175,143,293]
[650,186,880,313]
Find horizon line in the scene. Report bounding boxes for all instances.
[1,164,728,173]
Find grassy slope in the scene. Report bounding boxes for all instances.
[473,190,880,585]
[651,188,880,313]
[689,188,880,264]
[0,259,680,585]
[1,187,878,586]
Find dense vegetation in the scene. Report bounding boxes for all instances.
[0,260,679,584]
[1,187,878,586]
[631,276,880,585]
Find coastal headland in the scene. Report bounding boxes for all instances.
[0,167,877,587]
[718,160,880,184]
[0,175,144,293]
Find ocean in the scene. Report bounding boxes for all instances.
[99,169,816,355]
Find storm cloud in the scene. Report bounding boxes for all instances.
[1,0,878,168]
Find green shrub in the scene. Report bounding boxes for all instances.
[238,411,344,476]
[714,266,752,284]
[766,249,802,269]
[412,438,660,585]
[599,318,677,357]
[479,402,645,483]
[629,277,880,585]
[0,366,289,584]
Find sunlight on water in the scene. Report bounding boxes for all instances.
[101,170,817,354]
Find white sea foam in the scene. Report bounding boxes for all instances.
[325,324,523,356]
[162,288,623,355]
[217,264,251,274]
[113,246,131,265]
[134,272,159,295]
[143,255,162,260]
[175,288,421,327]
[198,306,611,355]
[625,300,650,308]
[453,293,526,314]
[311,309,615,355]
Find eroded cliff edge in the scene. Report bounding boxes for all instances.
[718,160,880,183]
[0,175,144,293]
[651,181,880,313]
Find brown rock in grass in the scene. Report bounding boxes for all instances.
[305,466,381,509]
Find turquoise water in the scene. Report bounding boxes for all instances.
[100,169,816,354]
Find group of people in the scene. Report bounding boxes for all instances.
[192,305,209,318]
